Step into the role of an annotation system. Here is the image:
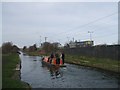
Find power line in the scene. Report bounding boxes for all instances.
[81,32,117,40]
[69,21,117,38]
[72,23,117,39]
[57,26,117,42]
[50,12,118,38]
[46,12,118,45]
[59,29,117,44]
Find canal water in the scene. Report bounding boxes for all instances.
[19,52,118,88]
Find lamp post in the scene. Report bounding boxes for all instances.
[40,36,41,46]
[88,31,93,41]
[45,37,48,42]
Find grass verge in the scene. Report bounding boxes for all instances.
[26,51,40,56]
[26,51,49,56]
[2,53,31,89]
[65,54,120,74]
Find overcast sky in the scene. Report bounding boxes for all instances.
[2,2,118,47]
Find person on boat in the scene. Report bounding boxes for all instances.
[61,52,65,64]
[55,53,60,65]
[47,57,50,62]
[50,52,54,64]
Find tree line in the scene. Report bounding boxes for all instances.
[2,42,20,54]
[1,41,61,54]
[22,42,60,53]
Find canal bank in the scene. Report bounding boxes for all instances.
[18,58,32,89]
[65,54,120,76]
[2,53,31,89]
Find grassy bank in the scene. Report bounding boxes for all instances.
[2,53,31,89]
[26,51,49,56]
[26,51,40,56]
[65,54,120,74]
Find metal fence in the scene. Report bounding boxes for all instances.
[64,45,120,60]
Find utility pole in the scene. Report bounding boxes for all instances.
[45,37,48,42]
[73,37,74,42]
[40,36,41,46]
[88,31,93,41]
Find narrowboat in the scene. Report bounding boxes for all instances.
[41,56,66,67]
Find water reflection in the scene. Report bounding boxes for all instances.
[42,64,63,79]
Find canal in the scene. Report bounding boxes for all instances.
[19,52,118,88]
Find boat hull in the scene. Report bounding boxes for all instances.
[41,60,66,67]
